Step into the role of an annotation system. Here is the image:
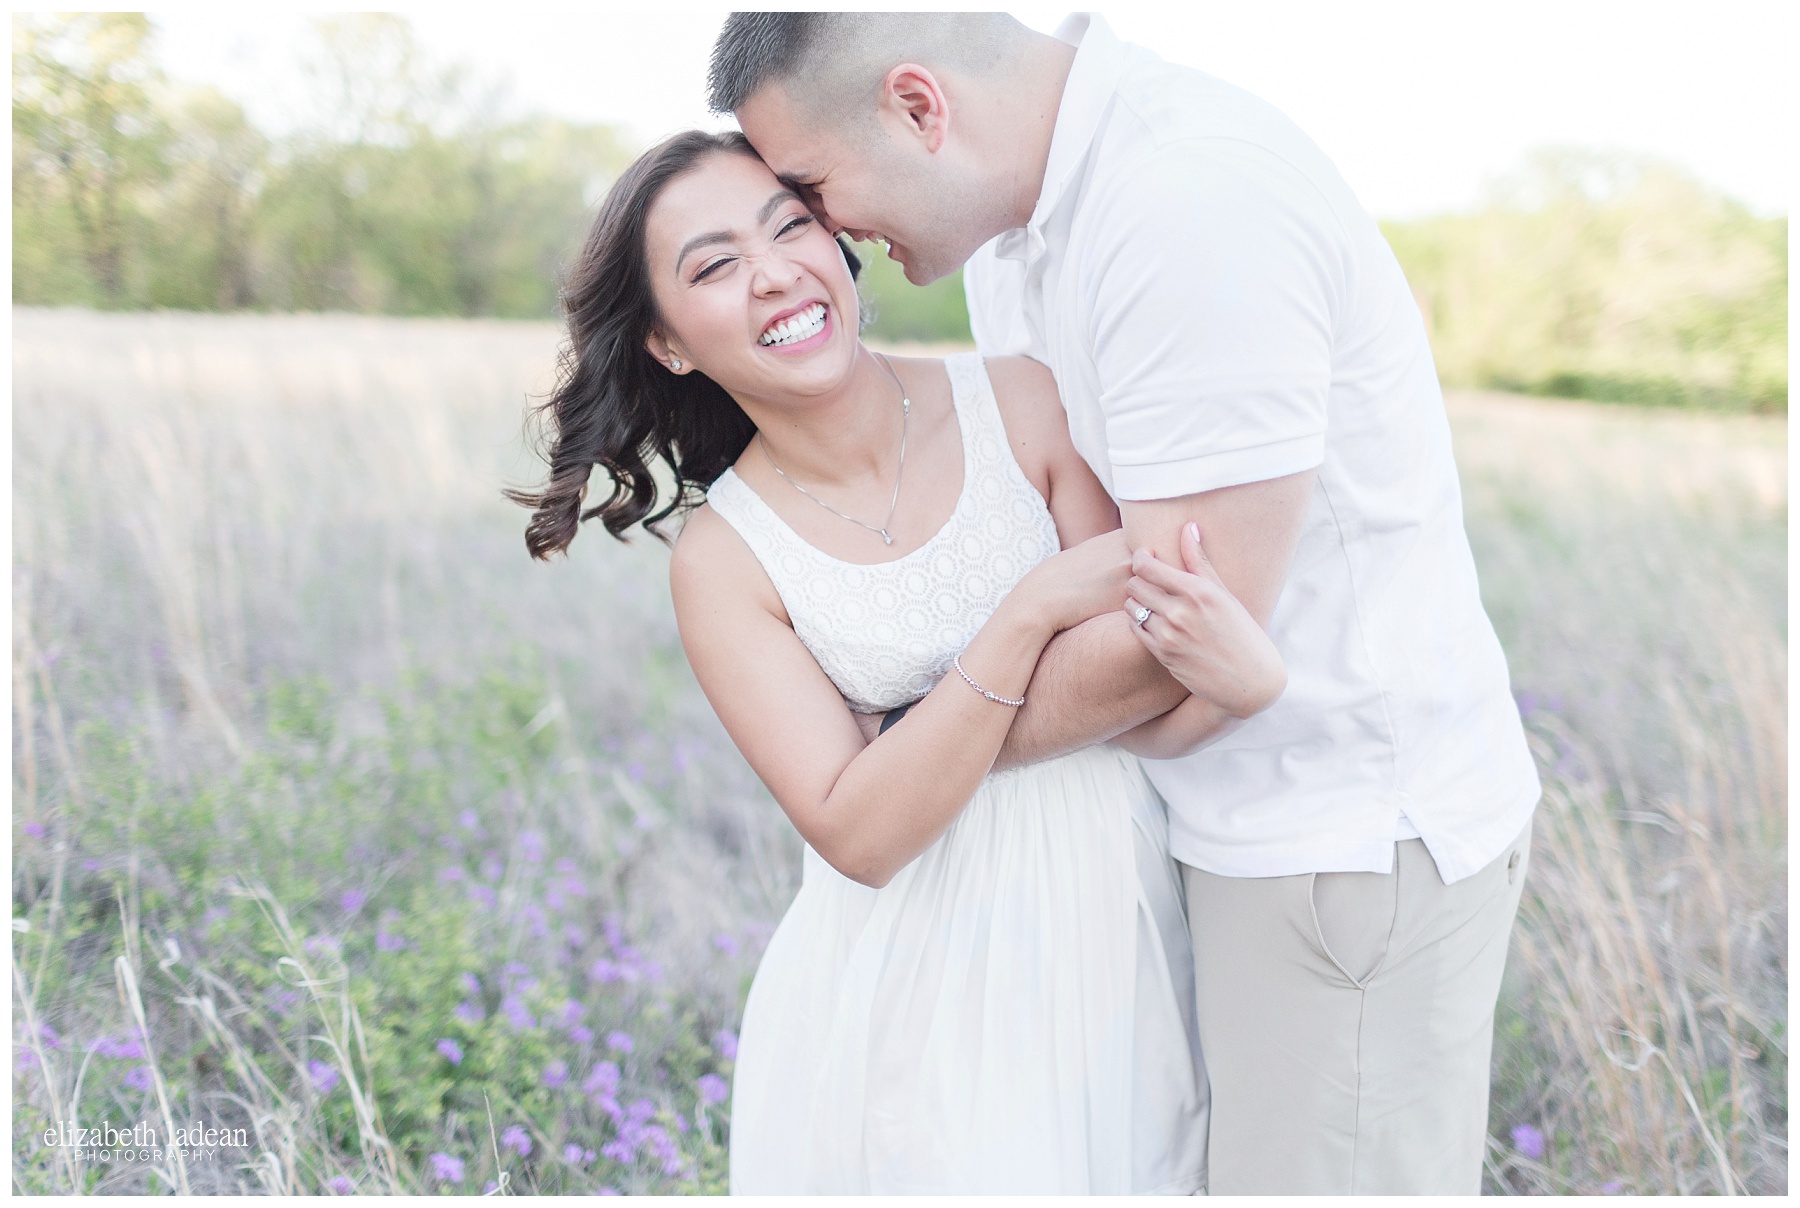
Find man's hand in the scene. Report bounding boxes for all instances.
[1124,521,1286,719]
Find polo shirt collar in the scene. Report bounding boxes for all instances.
[992,13,1130,264]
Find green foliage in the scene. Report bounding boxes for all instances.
[855,243,972,343]
[12,13,172,306]
[1384,148,1787,413]
[12,14,632,318]
[13,666,739,1193]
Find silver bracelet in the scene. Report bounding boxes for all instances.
[952,653,1026,708]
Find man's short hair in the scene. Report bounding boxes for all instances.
[707,12,1028,118]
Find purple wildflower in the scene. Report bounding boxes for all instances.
[468,884,497,911]
[453,1000,484,1024]
[308,1059,340,1094]
[479,853,504,882]
[1511,1123,1547,1160]
[338,889,367,913]
[459,809,481,830]
[483,1182,498,1194]
[461,972,482,996]
[568,1025,594,1046]
[436,1039,464,1065]
[22,822,45,839]
[597,1188,621,1196]
[36,1023,62,1049]
[583,1060,621,1099]
[521,903,549,938]
[303,935,341,957]
[1601,1180,1624,1195]
[375,926,407,952]
[500,995,536,1031]
[123,1065,154,1091]
[81,858,102,871]
[428,1152,464,1183]
[606,1031,635,1054]
[712,932,741,957]
[438,866,465,883]
[542,1060,569,1088]
[554,857,578,873]
[697,1074,729,1105]
[558,1000,584,1026]
[712,1030,739,1061]
[500,1124,532,1156]
[89,1035,146,1060]
[588,958,631,984]
[519,830,546,863]
[325,1175,354,1195]
[16,1048,38,1068]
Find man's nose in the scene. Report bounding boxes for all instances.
[791,183,842,235]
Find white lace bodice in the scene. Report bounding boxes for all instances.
[704,353,1062,713]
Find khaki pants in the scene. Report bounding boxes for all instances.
[1182,817,1532,1195]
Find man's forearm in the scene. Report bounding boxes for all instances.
[992,611,1189,771]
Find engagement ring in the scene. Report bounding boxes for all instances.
[1132,604,1152,626]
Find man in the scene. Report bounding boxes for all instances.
[710,11,1540,1195]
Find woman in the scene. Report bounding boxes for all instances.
[511,131,1286,1194]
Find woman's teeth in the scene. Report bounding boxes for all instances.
[759,303,827,347]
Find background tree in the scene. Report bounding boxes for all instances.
[13,13,171,306]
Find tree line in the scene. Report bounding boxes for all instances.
[13,14,632,319]
[11,14,1785,410]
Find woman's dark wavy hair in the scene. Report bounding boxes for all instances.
[508,129,859,558]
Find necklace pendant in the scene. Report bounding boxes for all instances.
[880,530,894,545]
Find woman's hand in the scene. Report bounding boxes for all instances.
[1124,522,1287,719]
[1015,527,1132,635]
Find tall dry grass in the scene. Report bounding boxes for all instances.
[12,308,792,1193]
[1451,392,1786,1193]
[11,309,1786,1194]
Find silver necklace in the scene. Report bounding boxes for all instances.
[758,352,912,545]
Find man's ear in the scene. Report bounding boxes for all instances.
[880,63,950,152]
[645,330,689,374]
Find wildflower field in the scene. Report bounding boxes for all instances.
[11,308,1786,1194]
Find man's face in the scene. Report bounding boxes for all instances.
[735,83,988,287]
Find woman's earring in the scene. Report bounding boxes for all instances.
[669,357,682,372]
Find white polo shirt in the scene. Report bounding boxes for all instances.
[965,14,1539,883]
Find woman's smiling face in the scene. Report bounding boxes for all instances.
[643,150,860,405]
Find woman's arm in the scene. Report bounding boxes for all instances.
[670,502,1127,889]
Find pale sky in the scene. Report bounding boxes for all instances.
[149,4,1790,219]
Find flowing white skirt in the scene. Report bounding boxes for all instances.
[728,744,1209,1194]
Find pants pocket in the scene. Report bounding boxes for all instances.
[1308,857,1401,987]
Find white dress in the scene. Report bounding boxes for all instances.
[705,353,1209,1195]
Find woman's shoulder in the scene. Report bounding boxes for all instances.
[978,354,1078,484]
[669,499,734,584]
[669,499,790,624]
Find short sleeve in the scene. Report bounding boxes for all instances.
[1080,140,1345,500]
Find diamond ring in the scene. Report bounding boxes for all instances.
[1131,604,1153,626]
